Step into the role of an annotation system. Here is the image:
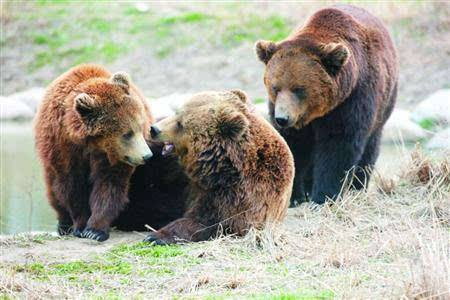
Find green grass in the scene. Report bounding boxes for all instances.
[156,12,215,26]
[222,15,290,46]
[109,242,185,258]
[253,97,266,104]
[252,290,335,300]
[419,118,436,130]
[9,2,292,71]
[14,242,195,281]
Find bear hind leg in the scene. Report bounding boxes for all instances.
[352,129,382,190]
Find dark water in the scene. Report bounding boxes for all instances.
[0,121,418,235]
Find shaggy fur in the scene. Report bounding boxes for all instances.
[144,90,295,244]
[35,64,153,241]
[255,5,398,205]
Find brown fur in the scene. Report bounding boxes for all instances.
[146,90,294,244]
[34,64,153,241]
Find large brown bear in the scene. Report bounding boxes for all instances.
[255,5,398,205]
[144,90,294,244]
[35,64,153,241]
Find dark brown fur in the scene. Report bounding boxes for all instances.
[145,90,294,244]
[256,5,398,204]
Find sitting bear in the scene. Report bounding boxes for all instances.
[255,5,398,205]
[35,64,153,241]
[144,90,294,244]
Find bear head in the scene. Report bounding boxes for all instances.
[150,90,250,189]
[70,72,152,166]
[255,39,350,129]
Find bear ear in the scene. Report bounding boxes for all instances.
[74,93,101,124]
[255,40,278,64]
[111,71,130,88]
[230,89,249,103]
[319,42,350,76]
[217,108,249,140]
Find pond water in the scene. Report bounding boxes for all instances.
[0,121,418,235]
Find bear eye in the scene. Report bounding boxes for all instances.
[176,121,183,131]
[292,87,306,100]
[271,85,280,95]
[122,131,134,140]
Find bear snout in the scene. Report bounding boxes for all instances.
[275,116,290,127]
[150,125,161,138]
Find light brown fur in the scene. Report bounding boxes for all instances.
[145,90,294,244]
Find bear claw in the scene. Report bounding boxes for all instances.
[81,228,109,242]
[143,233,168,245]
[57,223,73,236]
[72,228,84,238]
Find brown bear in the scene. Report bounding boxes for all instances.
[255,5,398,205]
[35,64,153,241]
[144,90,295,244]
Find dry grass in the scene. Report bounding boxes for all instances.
[1,149,449,299]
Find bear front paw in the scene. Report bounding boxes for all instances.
[57,222,73,236]
[81,228,109,242]
[72,228,84,238]
[143,233,168,245]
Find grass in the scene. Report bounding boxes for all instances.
[419,118,437,130]
[5,2,292,70]
[1,148,449,298]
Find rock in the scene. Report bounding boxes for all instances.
[150,93,192,121]
[0,97,34,120]
[134,2,150,12]
[8,87,46,113]
[411,89,450,125]
[426,128,450,150]
[382,109,429,143]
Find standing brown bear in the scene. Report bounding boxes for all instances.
[255,5,398,205]
[145,90,294,244]
[35,64,153,241]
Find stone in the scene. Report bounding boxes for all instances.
[426,128,450,150]
[0,97,34,120]
[8,87,46,113]
[411,89,450,125]
[382,108,429,143]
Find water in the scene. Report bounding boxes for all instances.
[1,121,55,234]
[0,121,418,235]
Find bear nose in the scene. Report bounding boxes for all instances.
[143,153,153,162]
[150,125,161,138]
[275,117,289,127]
